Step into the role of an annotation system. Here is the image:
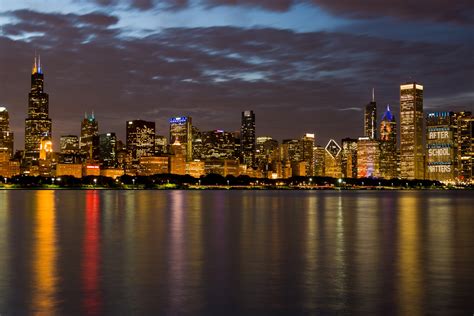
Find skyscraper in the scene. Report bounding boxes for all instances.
[25,55,52,160]
[300,133,315,176]
[241,110,256,167]
[169,116,193,161]
[0,107,14,156]
[454,111,473,183]
[426,112,457,182]
[126,120,155,160]
[341,138,357,178]
[99,133,117,167]
[364,88,377,139]
[400,82,424,179]
[80,112,99,160]
[379,105,398,179]
[357,137,380,178]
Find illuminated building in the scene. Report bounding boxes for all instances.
[197,130,238,160]
[25,55,52,160]
[300,133,315,176]
[357,137,381,178]
[400,82,424,179]
[100,168,124,179]
[60,135,79,154]
[256,136,278,166]
[126,120,155,160]
[454,112,473,183]
[0,152,20,177]
[341,138,357,178]
[426,112,457,182]
[139,156,169,176]
[56,163,83,178]
[99,133,117,167]
[80,113,99,160]
[291,161,306,176]
[324,139,342,178]
[379,105,398,179]
[313,145,325,176]
[204,159,240,177]
[241,110,256,167]
[364,88,377,139]
[154,135,167,155]
[169,116,192,161]
[169,139,186,175]
[282,139,301,162]
[186,160,206,178]
[0,107,14,156]
[39,138,53,160]
[83,164,100,177]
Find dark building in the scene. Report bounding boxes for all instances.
[364,88,377,139]
[80,112,99,160]
[341,138,358,178]
[25,56,52,160]
[241,110,256,167]
[126,120,155,160]
[197,130,238,160]
[0,107,14,156]
[99,133,117,167]
[59,135,80,163]
[379,105,398,179]
[169,116,192,161]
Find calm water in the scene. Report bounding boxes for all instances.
[0,190,473,315]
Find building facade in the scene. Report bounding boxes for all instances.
[126,120,155,160]
[364,89,377,139]
[241,110,256,167]
[25,56,52,160]
[169,116,192,161]
[0,107,14,156]
[80,113,99,160]
[400,82,424,179]
[379,105,398,179]
[357,137,381,178]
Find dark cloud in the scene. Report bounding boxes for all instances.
[0,10,472,151]
[203,0,296,12]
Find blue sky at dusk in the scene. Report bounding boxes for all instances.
[0,0,473,147]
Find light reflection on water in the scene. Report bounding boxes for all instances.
[0,190,472,315]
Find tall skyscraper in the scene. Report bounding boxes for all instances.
[454,111,473,183]
[0,107,14,156]
[426,112,457,182]
[400,82,424,179]
[300,133,315,176]
[364,88,377,139]
[341,138,357,178]
[60,135,79,154]
[126,120,155,160]
[99,133,117,167]
[80,112,99,160]
[169,116,193,161]
[379,105,398,179]
[357,137,380,178]
[324,139,342,178]
[25,56,52,160]
[241,110,256,167]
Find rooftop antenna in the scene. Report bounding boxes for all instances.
[372,87,375,102]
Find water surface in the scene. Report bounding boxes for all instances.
[0,190,473,315]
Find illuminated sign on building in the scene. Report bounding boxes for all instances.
[169,117,188,124]
[325,139,341,159]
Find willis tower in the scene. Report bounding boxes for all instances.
[24,55,52,160]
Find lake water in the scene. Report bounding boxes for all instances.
[0,190,473,315]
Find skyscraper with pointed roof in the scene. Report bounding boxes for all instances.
[80,112,99,160]
[25,55,52,160]
[364,88,377,139]
[380,105,398,179]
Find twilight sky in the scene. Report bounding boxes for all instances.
[0,0,473,149]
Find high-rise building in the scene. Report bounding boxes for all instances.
[282,139,301,162]
[99,133,117,167]
[241,110,256,167]
[313,145,325,177]
[324,139,342,178]
[256,136,278,168]
[126,120,155,160]
[169,116,192,161]
[364,88,377,139]
[341,138,357,178]
[197,130,237,160]
[25,56,52,160]
[454,111,473,183]
[300,133,315,176]
[80,112,99,160]
[0,107,14,156]
[426,112,457,182]
[60,135,79,154]
[357,137,380,178]
[400,82,424,179]
[379,105,398,179]
[154,135,168,155]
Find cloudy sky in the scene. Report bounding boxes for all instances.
[0,0,473,149]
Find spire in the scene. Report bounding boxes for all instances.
[91,111,95,120]
[32,55,38,74]
[38,54,42,74]
[85,112,88,119]
[372,87,375,103]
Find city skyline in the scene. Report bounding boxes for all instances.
[0,1,472,149]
